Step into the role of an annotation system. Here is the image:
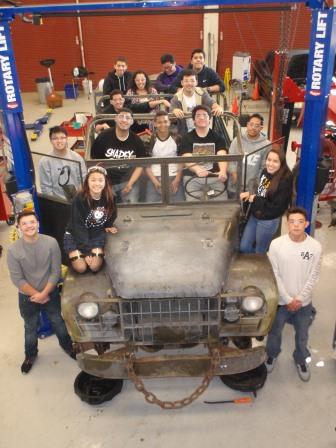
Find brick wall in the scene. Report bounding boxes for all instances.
[217,4,311,78]
[11,3,311,92]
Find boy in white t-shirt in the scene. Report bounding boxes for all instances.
[146,111,185,202]
[265,206,322,381]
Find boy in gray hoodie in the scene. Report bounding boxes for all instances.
[228,113,270,196]
[39,126,87,201]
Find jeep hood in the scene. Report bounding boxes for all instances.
[104,205,240,299]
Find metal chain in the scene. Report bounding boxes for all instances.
[125,347,220,409]
[275,7,296,132]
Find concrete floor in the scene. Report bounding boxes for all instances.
[0,92,335,448]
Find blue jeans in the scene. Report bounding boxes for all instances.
[113,181,140,204]
[266,303,313,365]
[146,177,185,202]
[240,214,280,254]
[18,288,73,358]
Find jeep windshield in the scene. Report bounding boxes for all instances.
[85,112,244,206]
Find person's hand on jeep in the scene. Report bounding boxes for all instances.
[240,191,250,201]
[172,108,185,119]
[105,226,118,234]
[95,123,110,133]
[217,171,227,183]
[212,104,223,117]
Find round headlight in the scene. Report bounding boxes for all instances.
[242,296,264,313]
[77,302,99,319]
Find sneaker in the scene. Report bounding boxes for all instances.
[65,349,77,360]
[296,363,311,382]
[265,356,276,373]
[21,356,36,374]
[69,350,77,360]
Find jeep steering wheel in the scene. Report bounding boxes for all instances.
[184,174,227,201]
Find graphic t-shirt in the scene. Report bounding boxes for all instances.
[90,128,146,184]
[180,129,227,176]
[183,94,197,131]
[257,172,271,198]
[66,193,117,255]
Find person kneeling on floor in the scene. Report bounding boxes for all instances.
[6,211,76,374]
[265,206,322,381]
[64,166,117,274]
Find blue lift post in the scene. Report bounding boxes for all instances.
[296,8,336,228]
[0,19,35,194]
[0,0,334,232]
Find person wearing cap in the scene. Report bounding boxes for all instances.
[63,166,117,274]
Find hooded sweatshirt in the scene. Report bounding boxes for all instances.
[39,149,87,201]
[169,87,215,135]
[103,70,133,95]
[228,130,271,193]
[169,65,225,93]
[154,65,183,93]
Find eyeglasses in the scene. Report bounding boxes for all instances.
[247,123,262,129]
[195,113,209,119]
[117,114,133,121]
[88,166,107,176]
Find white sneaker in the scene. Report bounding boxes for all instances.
[296,363,311,382]
[265,356,276,373]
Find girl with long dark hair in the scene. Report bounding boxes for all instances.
[127,70,170,132]
[240,148,293,254]
[64,166,117,273]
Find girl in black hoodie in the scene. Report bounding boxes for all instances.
[64,166,117,273]
[240,148,293,254]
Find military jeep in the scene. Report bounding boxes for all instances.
[61,113,278,407]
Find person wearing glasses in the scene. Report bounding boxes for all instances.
[39,126,87,201]
[90,108,147,203]
[154,53,183,93]
[95,89,154,134]
[180,105,228,202]
[64,166,117,274]
[227,114,270,198]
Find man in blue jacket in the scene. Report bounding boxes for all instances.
[170,49,224,94]
[154,53,183,93]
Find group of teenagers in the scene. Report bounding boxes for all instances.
[43,108,295,272]
[7,50,322,380]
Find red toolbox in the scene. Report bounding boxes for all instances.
[60,113,93,138]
